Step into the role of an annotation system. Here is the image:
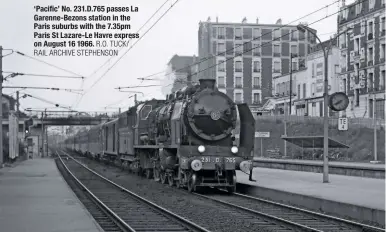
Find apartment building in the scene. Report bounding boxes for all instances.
[197,17,317,113]
[269,39,340,116]
[337,0,385,119]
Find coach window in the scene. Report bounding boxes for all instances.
[141,105,152,120]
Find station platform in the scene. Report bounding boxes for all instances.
[0,158,103,232]
[253,157,385,169]
[253,157,385,179]
[236,168,385,226]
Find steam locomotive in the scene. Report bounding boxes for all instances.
[62,79,255,192]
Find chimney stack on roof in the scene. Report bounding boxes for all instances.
[242,17,247,23]
[256,17,259,24]
[276,18,282,25]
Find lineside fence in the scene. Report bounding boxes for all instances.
[253,115,385,163]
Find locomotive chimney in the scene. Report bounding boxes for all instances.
[199,79,216,90]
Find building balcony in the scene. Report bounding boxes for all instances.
[218,84,225,88]
[235,69,242,72]
[218,35,225,39]
[380,57,385,63]
[368,60,374,66]
[252,101,261,105]
[253,52,260,56]
[235,84,243,88]
[253,68,261,73]
[235,36,242,40]
[253,85,261,89]
[218,68,225,72]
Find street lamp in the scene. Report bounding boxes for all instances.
[297,24,353,183]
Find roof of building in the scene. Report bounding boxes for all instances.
[168,55,195,73]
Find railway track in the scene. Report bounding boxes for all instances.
[194,190,385,232]
[56,151,210,232]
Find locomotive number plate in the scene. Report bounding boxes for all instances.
[200,157,236,163]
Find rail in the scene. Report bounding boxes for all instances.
[193,190,384,232]
[57,150,210,232]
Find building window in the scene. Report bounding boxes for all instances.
[253,93,260,104]
[381,70,385,90]
[253,28,260,39]
[252,42,260,55]
[235,76,242,87]
[290,45,297,56]
[235,28,242,39]
[381,17,385,34]
[316,62,323,76]
[341,54,347,70]
[297,84,301,98]
[253,61,260,72]
[218,76,225,87]
[355,63,360,76]
[340,33,347,48]
[369,0,375,9]
[273,61,281,73]
[217,43,225,55]
[311,83,315,95]
[355,89,360,106]
[253,76,260,87]
[235,93,242,103]
[368,21,374,35]
[368,47,374,63]
[218,60,225,72]
[303,83,306,99]
[273,29,280,39]
[273,44,280,54]
[354,38,360,52]
[356,2,362,15]
[381,44,385,60]
[235,43,243,56]
[235,61,242,72]
[343,79,347,93]
[218,27,225,39]
[291,30,298,40]
[368,72,374,90]
[292,61,297,71]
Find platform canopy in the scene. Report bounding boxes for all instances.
[281,135,349,149]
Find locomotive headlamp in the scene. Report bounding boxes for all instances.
[191,160,202,171]
[198,145,205,153]
[231,146,238,154]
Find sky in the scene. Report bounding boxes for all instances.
[0,0,356,115]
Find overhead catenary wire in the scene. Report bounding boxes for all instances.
[82,0,181,96]
[2,71,83,79]
[86,0,172,79]
[74,0,179,109]
[134,0,342,82]
[15,51,84,78]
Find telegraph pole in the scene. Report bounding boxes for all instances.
[0,46,3,167]
[16,91,20,115]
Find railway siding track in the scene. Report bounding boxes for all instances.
[57,151,209,232]
[194,191,385,232]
